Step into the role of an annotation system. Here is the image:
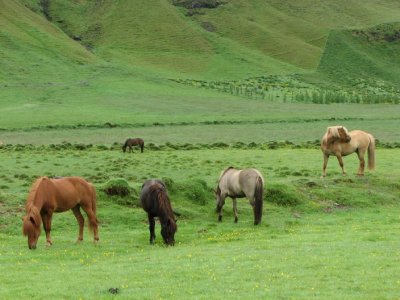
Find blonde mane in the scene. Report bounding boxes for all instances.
[324,125,350,144]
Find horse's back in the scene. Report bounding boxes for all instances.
[238,169,264,196]
[219,168,264,197]
[51,177,94,211]
[140,179,166,213]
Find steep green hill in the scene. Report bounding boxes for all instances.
[1,0,400,132]
[0,0,96,84]
[12,0,400,79]
[317,22,400,90]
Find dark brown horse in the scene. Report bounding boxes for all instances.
[22,176,99,249]
[216,167,264,225]
[122,138,144,153]
[140,180,177,246]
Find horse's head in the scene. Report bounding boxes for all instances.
[215,186,223,211]
[337,126,351,142]
[161,218,177,246]
[122,145,126,152]
[326,126,351,144]
[22,209,41,249]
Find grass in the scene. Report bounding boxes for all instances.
[1,147,400,299]
[2,1,400,298]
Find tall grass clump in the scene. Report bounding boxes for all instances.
[265,184,303,206]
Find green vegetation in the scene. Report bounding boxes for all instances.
[1,0,400,298]
[1,147,400,298]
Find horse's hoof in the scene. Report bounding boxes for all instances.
[76,239,83,244]
[45,242,52,247]
[218,216,222,222]
[234,218,238,223]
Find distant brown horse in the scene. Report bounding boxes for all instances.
[140,180,177,246]
[321,126,375,177]
[216,167,264,225]
[122,138,144,153]
[22,176,99,249]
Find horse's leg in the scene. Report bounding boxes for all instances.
[148,215,156,244]
[356,148,366,176]
[72,206,84,243]
[216,197,226,222]
[81,205,99,242]
[41,210,53,246]
[322,153,329,177]
[232,198,238,223]
[336,154,346,176]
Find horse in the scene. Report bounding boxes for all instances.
[140,179,177,246]
[216,167,264,225]
[22,176,99,249]
[321,126,375,177]
[122,138,144,153]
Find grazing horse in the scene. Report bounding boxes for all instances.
[216,167,264,225]
[22,176,99,249]
[140,180,177,246]
[122,138,144,153]
[321,126,375,177]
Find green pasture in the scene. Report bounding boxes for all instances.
[1,147,400,299]
[1,1,400,298]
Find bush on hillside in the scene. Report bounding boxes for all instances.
[265,184,303,206]
[103,178,131,197]
[172,0,223,9]
[183,179,210,205]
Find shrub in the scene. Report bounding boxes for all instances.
[162,177,176,193]
[266,184,303,206]
[103,178,131,197]
[183,179,209,205]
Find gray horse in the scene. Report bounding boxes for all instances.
[216,167,264,225]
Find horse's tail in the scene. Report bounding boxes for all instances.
[367,134,376,170]
[88,184,99,232]
[141,140,144,153]
[253,176,264,225]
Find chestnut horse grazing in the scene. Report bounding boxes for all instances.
[321,126,375,177]
[22,176,99,249]
[122,138,144,153]
[140,180,177,246]
[216,167,264,225]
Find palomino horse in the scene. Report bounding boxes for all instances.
[140,180,177,246]
[22,176,99,249]
[122,138,144,153]
[321,126,375,177]
[216,167,264,225]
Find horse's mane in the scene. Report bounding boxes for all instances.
[26,177,48,209]
[148,184,174,218]
[22,178,45,236]
[324,126,349,144]
[219,166,235,180]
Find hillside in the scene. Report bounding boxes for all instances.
[0,0,400,132]
[11,0,400,79]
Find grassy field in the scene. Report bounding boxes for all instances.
[1,147,400,299]
[1,0,400,299]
